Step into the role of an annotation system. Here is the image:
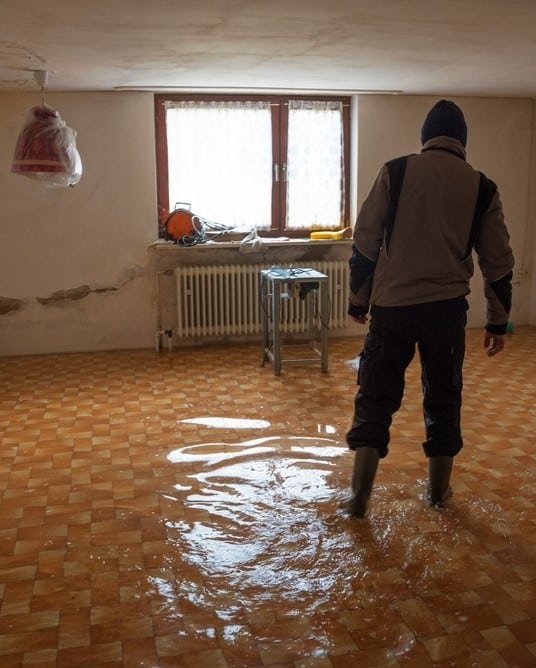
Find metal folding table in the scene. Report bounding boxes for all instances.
[260,267,329,376]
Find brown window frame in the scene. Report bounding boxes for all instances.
[154,93,351,238]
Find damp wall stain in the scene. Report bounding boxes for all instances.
[1,265,147,312]
[0,297,23,314]
[36,284,121,305]
[37,285,93,304]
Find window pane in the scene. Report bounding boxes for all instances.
[286,101,343,230]
[166,101,272,229]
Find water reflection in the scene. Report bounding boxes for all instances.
[166,437,367,614]
[181,416,271,429]
[159,436,534,662]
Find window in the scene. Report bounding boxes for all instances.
[155,94,351,237]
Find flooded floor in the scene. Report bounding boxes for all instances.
[0,327,535,667]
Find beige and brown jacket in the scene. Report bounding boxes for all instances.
[349,136,514,333]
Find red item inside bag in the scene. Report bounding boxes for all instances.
[12,105,82,187]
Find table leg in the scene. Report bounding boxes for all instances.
[272,282,282,376]
[320,281,329,372]
[260,275,269,365]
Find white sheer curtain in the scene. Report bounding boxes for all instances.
[166,100,272,229]
[286,100,344,230]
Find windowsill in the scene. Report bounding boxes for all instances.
[150,237,351,251]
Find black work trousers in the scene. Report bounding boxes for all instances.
[346,299,468,459]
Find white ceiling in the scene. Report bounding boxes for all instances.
[1,0,535,97]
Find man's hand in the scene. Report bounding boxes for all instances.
[351,314,368,325]
[484,330,506,356]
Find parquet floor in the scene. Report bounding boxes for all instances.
[0,326,535,667]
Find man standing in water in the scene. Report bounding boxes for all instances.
[345,100,514,517]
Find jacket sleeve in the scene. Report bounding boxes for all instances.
[474,189,515,334]
[348,165,390,316]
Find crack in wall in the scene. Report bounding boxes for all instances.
[0,297,24,314]
[36,265,146,306]
[37,285,92,305]
[36,284,124,305]
[1,266,147,312]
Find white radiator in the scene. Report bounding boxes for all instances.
[174,261,348,338]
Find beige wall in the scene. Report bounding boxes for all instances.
[0,92,534,355]
[0,92,157,355]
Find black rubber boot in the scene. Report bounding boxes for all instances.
[346,447,380,518]
[428,455,453,507]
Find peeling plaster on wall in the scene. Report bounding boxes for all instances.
[36,265,148,306]
[37,285,92,305]
[118,265,146,284]
[0,297,24,315]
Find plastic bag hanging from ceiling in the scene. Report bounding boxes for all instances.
[11,104,83,187]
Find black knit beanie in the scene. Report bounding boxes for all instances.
[421,99,467,147]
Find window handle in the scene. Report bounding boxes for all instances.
[282,162,288,182]
[274,163,279,182]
